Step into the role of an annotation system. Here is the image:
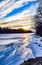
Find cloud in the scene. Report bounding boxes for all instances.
[0,0,28,18]
[0,0,10,7]
[0,1,37,23]
[0,0,38,28]
[0,0,37,19]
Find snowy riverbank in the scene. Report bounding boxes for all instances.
[0,33,42,65]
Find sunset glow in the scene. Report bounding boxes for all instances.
[0,0,37,31]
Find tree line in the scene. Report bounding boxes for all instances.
[34,0,42,36]
[0,27,33,33]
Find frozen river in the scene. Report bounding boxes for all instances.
[0,33,42,65]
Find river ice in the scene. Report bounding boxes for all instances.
[0,33,42,65]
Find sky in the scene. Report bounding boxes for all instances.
[0,0,38,29]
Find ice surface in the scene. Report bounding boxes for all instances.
[0,33,42,65]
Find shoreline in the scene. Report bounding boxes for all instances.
[21,57,42,65]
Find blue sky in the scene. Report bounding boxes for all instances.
[0,0,37,19]
[0,0,3,2]
[0,0,38,28]
[5,1,36,18]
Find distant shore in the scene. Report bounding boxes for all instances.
[0,27,33,34]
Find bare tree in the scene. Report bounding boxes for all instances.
[34,0,42,36]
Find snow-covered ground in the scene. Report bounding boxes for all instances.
[0,33,42,65]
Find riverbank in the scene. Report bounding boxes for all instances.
[21,57,42,65]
